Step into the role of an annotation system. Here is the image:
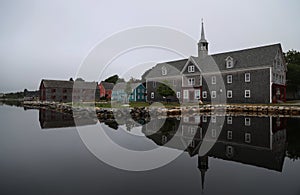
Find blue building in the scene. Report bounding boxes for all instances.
[111,82,146,103]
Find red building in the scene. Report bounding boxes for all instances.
[99,82,114,100]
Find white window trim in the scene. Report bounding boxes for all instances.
[188,65,195,73]
[245,90,251,98]
[227,90,232,98]
[227,116,232,124]
[212,76,216,84]
[183,90,189,99]
[162,66,167,75]
[188,78,195,86]
[245,133,251,143]
[226,56,234,69]
[245,73,250,82]
[202,115,207,122]
[245,118,251,126]
[211,91,216,98]
[227,75,232,84]
[151,92,154,99]
[211,115,216,123]
[202,91,207,99]
[176,92,180,98]
[194,90,200,100]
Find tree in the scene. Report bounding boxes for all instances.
[157,81,175,101]
[285,50,300,99]
[104,75,119,84]
[75,77,85,81]
[124,82,132,103]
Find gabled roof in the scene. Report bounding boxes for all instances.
[100,82,114,90]
[113,82,144,92]
[191,43,282,73]
[41,79,97,89]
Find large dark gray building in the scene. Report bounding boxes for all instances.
[145,22,287,104]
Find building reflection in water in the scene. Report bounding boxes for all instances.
[39,109,98,129]
[38,108,288,190]
[142,115,287,190]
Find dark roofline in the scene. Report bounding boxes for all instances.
[211,43,281,57]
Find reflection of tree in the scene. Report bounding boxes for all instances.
[286,118,300,160]
[157,80,175,102]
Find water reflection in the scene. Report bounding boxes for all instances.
[39,109,98,129]
[38,109,295,190]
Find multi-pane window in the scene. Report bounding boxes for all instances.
[194,90,200,99]
[245,118,251,126]
[188,78,195,85]
[162,66,167,75]
[202,115,207,122]
[227,116,232,124]
[188,65,195,72]
[151,92,154,98]
[211,115,216,123]
[212,76,216,84]
[183,90,189,99]
[176,92,180,98]
[245,90,251,98]
[245,133,251,143]
[227,90,232,98]
[245,73,250,82]
[211,91,216,98]
[227,75,232,83]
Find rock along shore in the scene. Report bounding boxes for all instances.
[23,101,300,118]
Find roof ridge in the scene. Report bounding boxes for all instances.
[211,43,281,56]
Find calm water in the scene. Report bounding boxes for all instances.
[1,104,300,195]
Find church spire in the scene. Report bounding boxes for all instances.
[198,19,209,58]
[200,18,207,42]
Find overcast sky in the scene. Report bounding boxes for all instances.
[0,0,299,92]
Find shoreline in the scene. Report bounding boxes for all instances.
[18,100,300,117]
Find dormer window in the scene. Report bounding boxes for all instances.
[188,65,195,73]
[226,56,234,68]
[161,66,167,75]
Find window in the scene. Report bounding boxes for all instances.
[51,89,56,93]
[63,89,67,93]
[173,80,176,86]
[226,56,234,68]
[211,115,216,123]
[162,135,168,144]
[211,91,216,98]
[226,146,234,157]
[137,95,140,99]
[245,133,251,143]
[245,118,251,126]
[227,131,233,140]
[227,75,232,84]
[162,66,167,75]
[151,92,154,99]
[245,73,250,82]
[227,116,232,124]
[194,90,200,99]
[183,117,189,122]
[188,78,195,85]
[212,129,217,138]
[227,90,232,98]
[195,116,200,124]
[176,92,180,98]
[202,91,207,98]
[202,115,207,122]
[183,90,189,99]
[188,65,195,73]
[212,76,216,84]
[245,90,251,98]
[153,81,156,88]
[138,88,140,93]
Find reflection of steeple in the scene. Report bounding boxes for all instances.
[198,155,209,191]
